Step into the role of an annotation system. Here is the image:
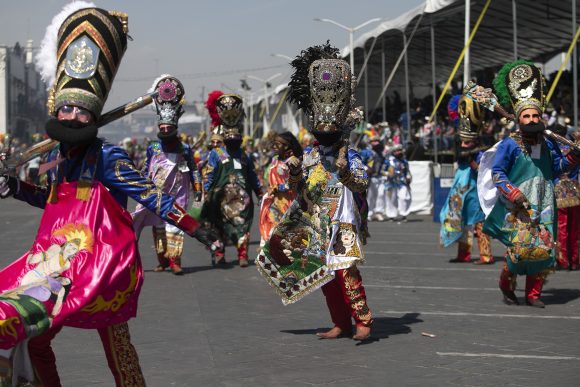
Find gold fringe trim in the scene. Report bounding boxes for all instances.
[47,182,58,204]
[255,253,335,306]
[76,180,92,201]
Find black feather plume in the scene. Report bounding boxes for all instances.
[287,41,340,114]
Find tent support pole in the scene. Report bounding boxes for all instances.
[403,32,411,146]
[431,21,438,164]
[512,0,518,60]
[381,40,386,122]
[463,0,470,86]
[364,47,369,121]
[573,0,578,131]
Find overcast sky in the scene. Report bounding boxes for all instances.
[2,0,424,111]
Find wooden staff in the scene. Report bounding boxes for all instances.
[0,92,157,175]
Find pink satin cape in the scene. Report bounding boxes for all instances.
[0,181,143,349]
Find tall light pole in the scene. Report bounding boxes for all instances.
[247,73,281,119]
[313,17,381,75]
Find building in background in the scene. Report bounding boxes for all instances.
[0,40,47,143]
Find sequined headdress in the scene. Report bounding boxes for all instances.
[288,42,361,133]
[215,94,244,139]
[493,60,546,119]
[457,95,484,141]
[149,75,185,127]
[36,2,128,119]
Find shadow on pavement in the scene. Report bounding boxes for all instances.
[354,313,423,346]
[279,313,423,345]
[541,288,580,305]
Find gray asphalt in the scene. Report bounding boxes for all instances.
[0,199,579,387]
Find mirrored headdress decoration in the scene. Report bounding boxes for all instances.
[458,95,483,141]
[215,94,244,139]
[288,41,362,134]
[150,75,185,127]
[36,2,129,119]
[493,60,546,119]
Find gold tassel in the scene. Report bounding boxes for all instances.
[76,180,92,201]
[47,182,58,204]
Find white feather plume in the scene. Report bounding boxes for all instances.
[35,1,96,90]
[148,74,172,94]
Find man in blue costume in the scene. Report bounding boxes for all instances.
[480,61,580,308]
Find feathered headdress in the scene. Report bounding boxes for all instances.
[205,90,224,128]
[148,74,172,94]
[287,41,340,114]
[493,59,545,117]
[447,95,461,126]
[35,1,128,118]
[493,59,533,107]
[35,1,96,90]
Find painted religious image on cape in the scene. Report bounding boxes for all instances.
[440,174,471,247]
[500,195,554,263]
[0,223,93,345]
[256,161,335,305]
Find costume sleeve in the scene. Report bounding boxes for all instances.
[185,146,202,192]
[491,138,521,200]
[246,153,262,195]
[204,150,219,192]
[339,149,368,192]
[545,137,578,176]
[101,145,199,234]
[12,149,60,209]
[270,159,290,192]
[142,144,153,176]
[404,160,412,182]
[12,180,49,209]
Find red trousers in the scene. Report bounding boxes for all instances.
[321,266,373,333]
[498,262,545,301]
[557,206,580,269]
[28,322,145,387]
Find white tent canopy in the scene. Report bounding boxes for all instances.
[250,0,578,135]
[345,0,578,121]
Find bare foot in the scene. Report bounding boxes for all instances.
[352,325,371,341]
[171,266,184,275]
[316,326,347,339]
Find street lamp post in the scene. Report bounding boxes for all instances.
[247,73,281,119]
[313,17,381,75]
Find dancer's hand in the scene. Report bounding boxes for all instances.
[0,175,16,198]
[510,189,529,210]
[192,227,223,252]
[335,145,348,172]
[287,156,302,175]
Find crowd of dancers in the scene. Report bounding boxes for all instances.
[0,2,578,386]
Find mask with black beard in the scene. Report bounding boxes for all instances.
[312,130,342,147]
[45,118,98,145]
[224,138,242,152]
[519,121,545,143]
[157,129,179,143]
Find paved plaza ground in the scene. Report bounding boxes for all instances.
[0,199,579,386]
